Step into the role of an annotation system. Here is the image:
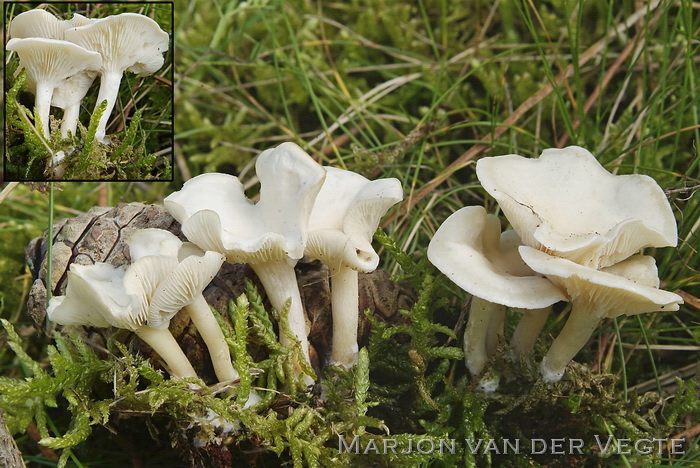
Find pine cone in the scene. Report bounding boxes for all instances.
[25,202,415,382]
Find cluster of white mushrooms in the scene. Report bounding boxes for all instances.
[7,8,169,146]
[46,143,681,392]
[428,146,683,389]
[48,143,403,387]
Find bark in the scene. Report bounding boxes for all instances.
[0,410,25,468]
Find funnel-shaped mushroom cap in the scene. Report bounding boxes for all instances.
[64,13,169,75]
[10,9,65,39]
[428,206,566,309]
[7,38,102,87]
[306,167,403,271]
[48,259,200,379]
[47,262,143,330]
[125,228,224,329]
[477,146,677,269]
[127,228,183,261]
[145,251,224,329]
[518,246,683,318]
[164,142,326,265]
[125,228,237,384]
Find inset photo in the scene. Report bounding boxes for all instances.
[3,2,173,181]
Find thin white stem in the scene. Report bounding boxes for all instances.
[60,104,80,138]
[35,81,53,138]
[510,307,551,358]
[464,296,505,376]
[251,259,313,384]
[93,71,123,144]
[541,301,601,382]
[329,265,359,368]
[134,327,198,378]
[184,295,239,383]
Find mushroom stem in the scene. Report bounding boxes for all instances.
[184,295,240,383]
[540,302,601,382]
[463,296,506,377]
[93,70,123,143]
[250,259,313,384]
[35,81,53,138]
[329,265,359,368]
[484,305,506,356]
[60,104,80,138]
[133,327,198,378]
[510,307,551,357]
[50,151,66,179]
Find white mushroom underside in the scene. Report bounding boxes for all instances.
[518,246,683,318]
[428,206,566,309]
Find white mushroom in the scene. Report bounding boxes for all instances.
[6,38,102,138]
[126,228,237,384]
[306,167,403,368]
[427,206,566,387]
[519,246,684,382]
[47,261,197,379]
[64,13,169,143]
[164,142,326,385]
[10,10,100,141]
[476,146,678,269]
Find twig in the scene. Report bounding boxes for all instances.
[0,410,25,468]
[25,423,58,460]
[626,362,699,395]
[0,183,20,205]
[670,423,700,447]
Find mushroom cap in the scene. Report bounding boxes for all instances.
[10,9,96,39]
[127,228,183,261]
[46,233,224,333]
[68,13,98,29]
[10,9,65,40]
[306,167,403,271]
[123,255,179,327]
[428,206,566,308]
[64,13,169,76]
[164,142,326,265]
[476,146,677,269]
[518,246,683,319]
[7,37,102,88]
[125,228,224,330]
[146,251,224,329]
[47,262,143,330]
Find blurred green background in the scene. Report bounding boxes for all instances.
[0,0,698,466]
